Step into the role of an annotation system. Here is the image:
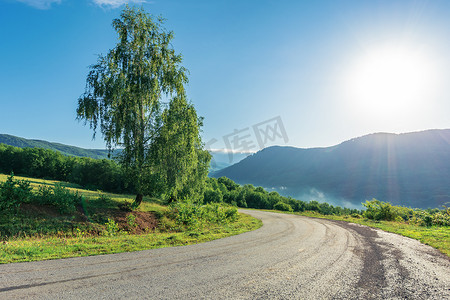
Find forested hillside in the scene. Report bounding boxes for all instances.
[0,134,110,159]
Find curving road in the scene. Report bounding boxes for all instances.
[1,210,449,299]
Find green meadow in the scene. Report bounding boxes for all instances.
[0,174,262,264]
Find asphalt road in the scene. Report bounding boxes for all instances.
[1,210,449,299]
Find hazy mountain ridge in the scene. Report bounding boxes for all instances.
[214,129,450,209]
[0,134,110,159]
[208,150,252,172]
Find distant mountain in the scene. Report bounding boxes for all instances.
[213,129,450,209]
[0,134,110,159]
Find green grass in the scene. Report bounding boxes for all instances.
[0,173,139,202]
[0,213,261,264]
[264,209,450,257]
[0,174,262,264]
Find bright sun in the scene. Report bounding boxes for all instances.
[344,43,440,119]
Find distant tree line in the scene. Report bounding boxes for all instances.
[204,177,362,216]
[0,144,128,193]
[2,143,449,227]
[204,177,450,225]
[0,143,360,215]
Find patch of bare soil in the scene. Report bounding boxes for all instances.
[20,203,62,218]
[19,203,158,236]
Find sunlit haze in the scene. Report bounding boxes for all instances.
[343,42,441,123]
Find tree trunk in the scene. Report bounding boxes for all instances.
[134,193,143,207]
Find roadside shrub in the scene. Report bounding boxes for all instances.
[420,212,433,227]
[126,213,138,228]
[0,174,32,214]
[305,200,321,212]
[159,215,178,231]
[273,201,293,212]
[170,200,202,228]
[411,209,450,227]
[202,203,238,223]
[203,188,223,204]
[363,199,397,221]
[361,200,449,227]
[390,205,414,221]
[169,201,239,230]
[103,218,120,236]
[34,184,81,214]
[224,205,239,222]
[432,210,450,226]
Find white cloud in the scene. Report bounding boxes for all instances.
[15,0,61,9]
[92,0,147,9]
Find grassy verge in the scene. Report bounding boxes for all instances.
[0,213,261,264]
[265,209,450,257]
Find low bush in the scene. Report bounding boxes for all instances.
[273,201,293,212]
[169,201,239,230]
[103,218,121,236]
[363,199,397,221]
[0,174,82,215]
[0,173,33,214]
[34,184,81,214]
[432,209,450,226]
[363,199,450,227]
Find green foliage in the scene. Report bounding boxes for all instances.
[0,212,261,264]
[204,177,448,228]
[204,177,361,216]
[0,143,128,194]
[245,190,270,209]
[0,174,81,216]
[0,134,109,159]
[76,6,208,206]
[104,218,120,236]
[35,184,81,214]
[273,201,293,212]
[0,173,262,264]
[363,199,397,221]
[169,201,239,230]
[126,214,138,228]
[203,187,223,204]
[149,97,210,202]
[97,193,112,203]
[0,174,32,214]
[218,176,239,191]
[363,199,450,227]
[431,208,450,226]
[305,200,321,212]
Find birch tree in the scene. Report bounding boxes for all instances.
[77,6,208,206]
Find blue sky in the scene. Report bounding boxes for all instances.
[1,0,449,152]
